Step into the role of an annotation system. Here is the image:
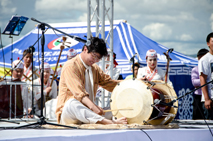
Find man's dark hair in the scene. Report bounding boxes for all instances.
[23,49,32,57]
[206,32,213,43]
[82,37,108,58]
[132,62,140,70]
[23,49,28,57]
[197,48,209,57]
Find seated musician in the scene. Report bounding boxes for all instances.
[56,37,127,125]
[125,62,140,79]
[21,49,39,116]
[67,48,78,60]
[21,49,39,82]
[12,60,33,117]
[32,62,57,115]
[137,49,173,87]
[56,48,77,77]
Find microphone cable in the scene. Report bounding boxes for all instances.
[140,129,153,141]
[196,97,213,136]
[178,87,213,137]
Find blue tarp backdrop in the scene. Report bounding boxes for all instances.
[0,20,198,119]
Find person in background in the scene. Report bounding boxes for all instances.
[198,32,213,119]
[137,49,173,87]
[96,51,121,106]
[67,48,78,60]
[32,62,57,115]
[22,49,38,82]
[21,49,39,116]
[56,48,77,77]
[191,48,209,119]
[104,52,120,80]
[12,60,24,81]
[125,62,140,79]
[12,60,30,117]
[112,52,123,80]
[56,37,127,125]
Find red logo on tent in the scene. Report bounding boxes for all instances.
[47,36,79,50]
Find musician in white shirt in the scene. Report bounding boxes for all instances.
[32,62,57,115]
[137,49,173,87]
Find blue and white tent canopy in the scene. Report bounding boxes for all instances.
[0,20,197,119]
[0,20,197,69]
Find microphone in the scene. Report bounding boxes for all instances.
[31,17,42,24]
[31,17,36,22]
[27,46,35,53]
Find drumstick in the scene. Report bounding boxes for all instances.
[103,108,133,113]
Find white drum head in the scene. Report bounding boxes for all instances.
[111,79,153,124]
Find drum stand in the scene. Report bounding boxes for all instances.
[145,79,213,125]
[144,82,176,125]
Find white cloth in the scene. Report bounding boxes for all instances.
[86,69,94,102]
[21,85,32,113]
[60,98,105,124]
[32,78,57,114]
[22,64,32,81]
[44,98,57,120]
[79,54,94,102]
[21,65,38,114]
[105,65,120,80]
[12,60,24,69]
[96,66,120,101]
[22,65,38,83]
[198,52,213,101]
[95,65,120,108]
[137,66,173,87]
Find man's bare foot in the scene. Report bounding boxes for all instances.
[113,117,128,124]
[97,117,128,124]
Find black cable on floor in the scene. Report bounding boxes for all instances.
[140,129,152,141]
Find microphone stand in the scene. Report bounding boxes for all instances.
[15,22,77,129]
[13,30,47,118]
[129,53,137,80]
[31,18,86,43]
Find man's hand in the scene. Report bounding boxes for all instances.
[90,105,105,115]
[140,75,147,81]
[82,96,104,115]
[205,99,213,110]
[45,87,52,94]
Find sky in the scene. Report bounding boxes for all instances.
[0,0,213,57]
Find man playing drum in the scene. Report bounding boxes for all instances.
[56,37,127,125]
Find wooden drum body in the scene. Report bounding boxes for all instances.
[110,79,178,125]
[0,80,23,118]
